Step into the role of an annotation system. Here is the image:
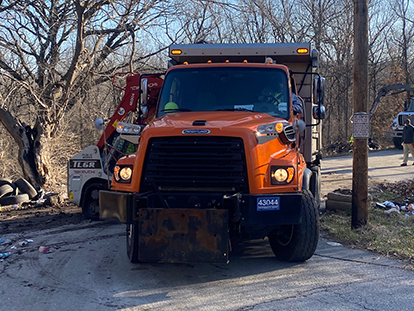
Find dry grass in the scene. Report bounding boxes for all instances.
[321,189,414,267]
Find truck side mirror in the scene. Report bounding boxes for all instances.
[94,118,105,131]
[313,76,325,105]
[313,105,326,120]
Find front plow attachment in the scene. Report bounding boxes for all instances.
[138,208,229,263]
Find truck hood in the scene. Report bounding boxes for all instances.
[148,111,287,131]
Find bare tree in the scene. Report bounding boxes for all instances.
[390,0,414,85]
[0,0,168,189]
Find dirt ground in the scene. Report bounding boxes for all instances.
[0,200,87,235]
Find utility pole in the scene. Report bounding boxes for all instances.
[352,0,369,229]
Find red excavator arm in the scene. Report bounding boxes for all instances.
[96,73,163,149]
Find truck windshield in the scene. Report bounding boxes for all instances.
[157,67,290,119]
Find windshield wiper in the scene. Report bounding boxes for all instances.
[215,108,253,112]
[161,108,192,112]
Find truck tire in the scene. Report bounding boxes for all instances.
[15,178,38,199]
[0,193,30,206]
[126,223,139,263]
[82,181,107,219]
[268,190,319,262]
[309,166,321,210]
[393,137,403,150]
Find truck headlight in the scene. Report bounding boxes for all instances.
[116,122,142,134]
[271,166,295,184]
[257,122,284,135]
[256,122,295,144]
[114,165,133,183]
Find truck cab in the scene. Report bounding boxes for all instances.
[99,43,326,264]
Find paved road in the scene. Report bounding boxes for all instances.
[321,148,414,196]
[1,217,414,310]
[2,149,414,311]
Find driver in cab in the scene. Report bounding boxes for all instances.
[259,84,303,116]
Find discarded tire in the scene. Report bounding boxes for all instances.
[11,182,19,195]
[325,192,372,211]
[0,179,13,187]
[327,192,352,203]
[15,178,38,199]
[326,192,352,211]
[0,183,14,199]
[0,193,30,206]
[326,200,352,211]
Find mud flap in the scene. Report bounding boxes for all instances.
[138,208,229,263]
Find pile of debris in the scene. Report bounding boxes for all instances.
[0,178,39,207]
[370,180,414,216]
[373,200,414,217]
[325,181,414,217]
[0,178,64,211]
[377,180,414,199]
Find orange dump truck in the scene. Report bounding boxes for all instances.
[99,43,326,263]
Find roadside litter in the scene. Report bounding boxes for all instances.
[0,238,37,261]
[0,238,12,246]
[373,200,414,217]
[10,239,34,249]
[325,188,414,218]
[39,246,51,253]
[1,252,11,259]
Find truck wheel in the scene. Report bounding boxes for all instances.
[393,137,403,150]
[82,182,107,219]
[126,223,139,263]
[268,190,319,262]
[310,166,321,210]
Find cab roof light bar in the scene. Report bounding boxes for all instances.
[168,43,313,66]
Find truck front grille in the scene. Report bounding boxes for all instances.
[140,136,249,193]
[399,114,414,126]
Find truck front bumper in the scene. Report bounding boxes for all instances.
[385,130,402,138]
[99,190,302,226]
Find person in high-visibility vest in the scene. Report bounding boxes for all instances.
[260,85,303,115]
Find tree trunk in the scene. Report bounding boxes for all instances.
[0,107,49,189]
